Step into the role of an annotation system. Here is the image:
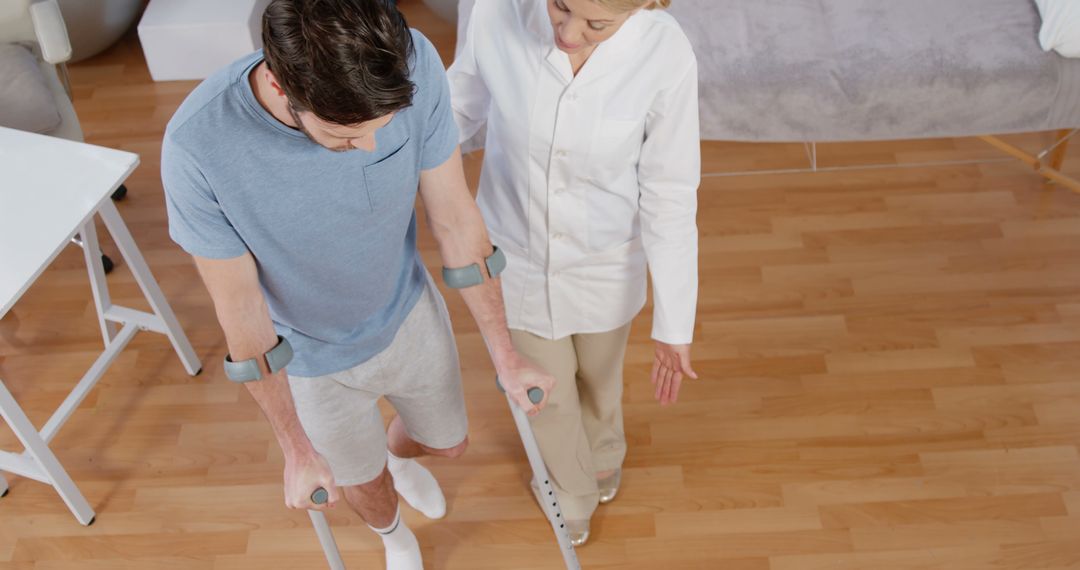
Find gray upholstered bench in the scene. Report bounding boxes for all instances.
[676,0,1079,142]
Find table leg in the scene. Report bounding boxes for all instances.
[0,379,95,525]
[96,201,201,376]
[78,219,118,346]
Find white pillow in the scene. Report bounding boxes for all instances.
[0,43,62,133]
[1035,0,1080,58]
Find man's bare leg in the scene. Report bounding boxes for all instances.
[385,415,467,519]
[342,467,421,570]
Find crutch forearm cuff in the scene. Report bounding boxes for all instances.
[442,245,506,289]
[223,335,293,383]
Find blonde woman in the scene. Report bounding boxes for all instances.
[448,0,699,545]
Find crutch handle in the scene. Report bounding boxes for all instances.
[495,377,544,406]
[311,487,329,505]
[527,387,544,404]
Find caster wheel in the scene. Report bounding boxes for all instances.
[102,254,115,274]
[195,367,203,376]
[1,489,9,498]
[86,517,96,526]
[111,184,128,201]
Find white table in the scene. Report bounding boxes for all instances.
[0,126,201,525]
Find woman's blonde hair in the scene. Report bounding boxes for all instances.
[590,0,671,13]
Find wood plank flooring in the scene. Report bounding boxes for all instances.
[1,1,1079,567]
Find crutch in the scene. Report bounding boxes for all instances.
[309,487,346,570]
[497,377,582,570]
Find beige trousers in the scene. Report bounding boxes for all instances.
[510,323,632,521]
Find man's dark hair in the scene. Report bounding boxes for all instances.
[262,0,416,126]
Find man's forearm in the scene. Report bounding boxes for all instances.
[193,254,333,508]
[244,369,313,457]
[428,212,519,373]
[419,148,526,375]
[440,236,554,412]
[456,274,520,374]
[215,295,314,458]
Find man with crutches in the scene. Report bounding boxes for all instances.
[161,1,554,568]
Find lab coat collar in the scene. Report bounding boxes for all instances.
[527,0,647,86]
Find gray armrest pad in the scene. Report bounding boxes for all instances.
[29,0,71,64]
[0,44,61,133]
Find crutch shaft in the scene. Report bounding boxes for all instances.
[504,391,583,570]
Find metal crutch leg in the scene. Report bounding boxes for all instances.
[498,379,582,570]
[309,488,346,570]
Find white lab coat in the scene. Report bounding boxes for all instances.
[448,0,700,344]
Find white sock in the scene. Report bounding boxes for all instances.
[370,508,423,570]
[387,450,447,519]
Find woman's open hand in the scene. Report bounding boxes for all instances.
[652,341,698,406]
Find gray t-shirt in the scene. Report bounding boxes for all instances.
[161,31,458,377]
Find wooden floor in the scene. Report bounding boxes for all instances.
[3,1,1080,568]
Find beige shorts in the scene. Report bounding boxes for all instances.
[287,281,468,486]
